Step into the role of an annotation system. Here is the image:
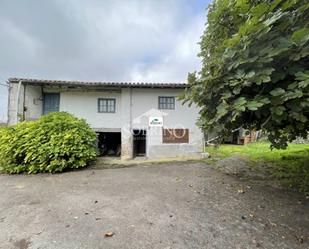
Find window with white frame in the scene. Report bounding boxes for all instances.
[98,98,116,113]
[158,96,175,110]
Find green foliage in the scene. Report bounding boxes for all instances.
[0,112,97,173]
[182,0,309,149]
[205,142,309,192]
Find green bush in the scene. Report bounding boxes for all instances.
[0,112,97,173]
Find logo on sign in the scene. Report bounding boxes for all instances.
[149,117,163,127]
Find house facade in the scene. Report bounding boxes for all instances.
[7,78,204,160]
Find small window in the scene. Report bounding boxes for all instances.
[158,97,175,110]
[98,98,116,113]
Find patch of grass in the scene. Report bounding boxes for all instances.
[205,142,309,193]
[205,142,309,164]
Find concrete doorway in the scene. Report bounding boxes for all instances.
[133,129,146,157]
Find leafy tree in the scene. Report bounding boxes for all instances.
[182,0,309,148]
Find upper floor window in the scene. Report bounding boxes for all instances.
[158,96,175,110]
[98,98,116,113]
[43,93,60,115]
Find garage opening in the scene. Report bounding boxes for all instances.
[133,129,146,157]
[97,132,121,157]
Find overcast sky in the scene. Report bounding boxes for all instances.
[0,0,210,121]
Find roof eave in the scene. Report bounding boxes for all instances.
[8,78,189,89]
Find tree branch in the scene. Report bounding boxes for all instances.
[261,115,271,128]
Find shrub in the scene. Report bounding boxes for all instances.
[0,112,97,173]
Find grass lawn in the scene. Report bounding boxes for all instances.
[205,142,309,193]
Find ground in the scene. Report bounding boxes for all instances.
[205,142,309,193]
[1,161,309,249]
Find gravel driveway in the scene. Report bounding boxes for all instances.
[0,162,308,249]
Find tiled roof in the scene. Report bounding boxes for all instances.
[9,78,188,88]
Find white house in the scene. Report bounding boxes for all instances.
[7,78,204,160]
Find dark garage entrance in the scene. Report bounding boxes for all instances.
[97,132,121,156]
[133,129,146,157]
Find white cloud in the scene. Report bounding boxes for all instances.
[0,0,208,120]
[130,14,204,82]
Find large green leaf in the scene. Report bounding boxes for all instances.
[270,88,286,96]
[233,97,247,111]
[299,80,309,88]
[251,3,269,17]
[271,106,286,116]
[247,100,264,111]
[291,28,309,45]
[216,101,229,119]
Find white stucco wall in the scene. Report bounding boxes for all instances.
[131,88,198,128]
[24,85,43,121]
[129,88,203,158]
[8,82,25,125]
[60,90,122,129]
[8,83,204,159]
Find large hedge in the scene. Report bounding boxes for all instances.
[0,112,97,173]
[182,0,309,149]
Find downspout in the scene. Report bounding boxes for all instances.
[129,87,132,131]
[129,87,133,158]
[15,80,22,124]
[23,83,26,121]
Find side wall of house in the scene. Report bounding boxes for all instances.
[8,82,24,125]
[8,83,43,124]
[7,82,19,125]
[24,85,43,121]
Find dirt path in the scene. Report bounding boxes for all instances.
[0,161,308,249]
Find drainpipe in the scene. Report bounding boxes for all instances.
[129,87,132,131]
[15,80,22,124]
[129,87,133,158]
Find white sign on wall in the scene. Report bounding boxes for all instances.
[149,117,163,127]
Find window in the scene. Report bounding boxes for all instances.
[98,98,116,113]
[158,96,175,110]
[43,93,60,114]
